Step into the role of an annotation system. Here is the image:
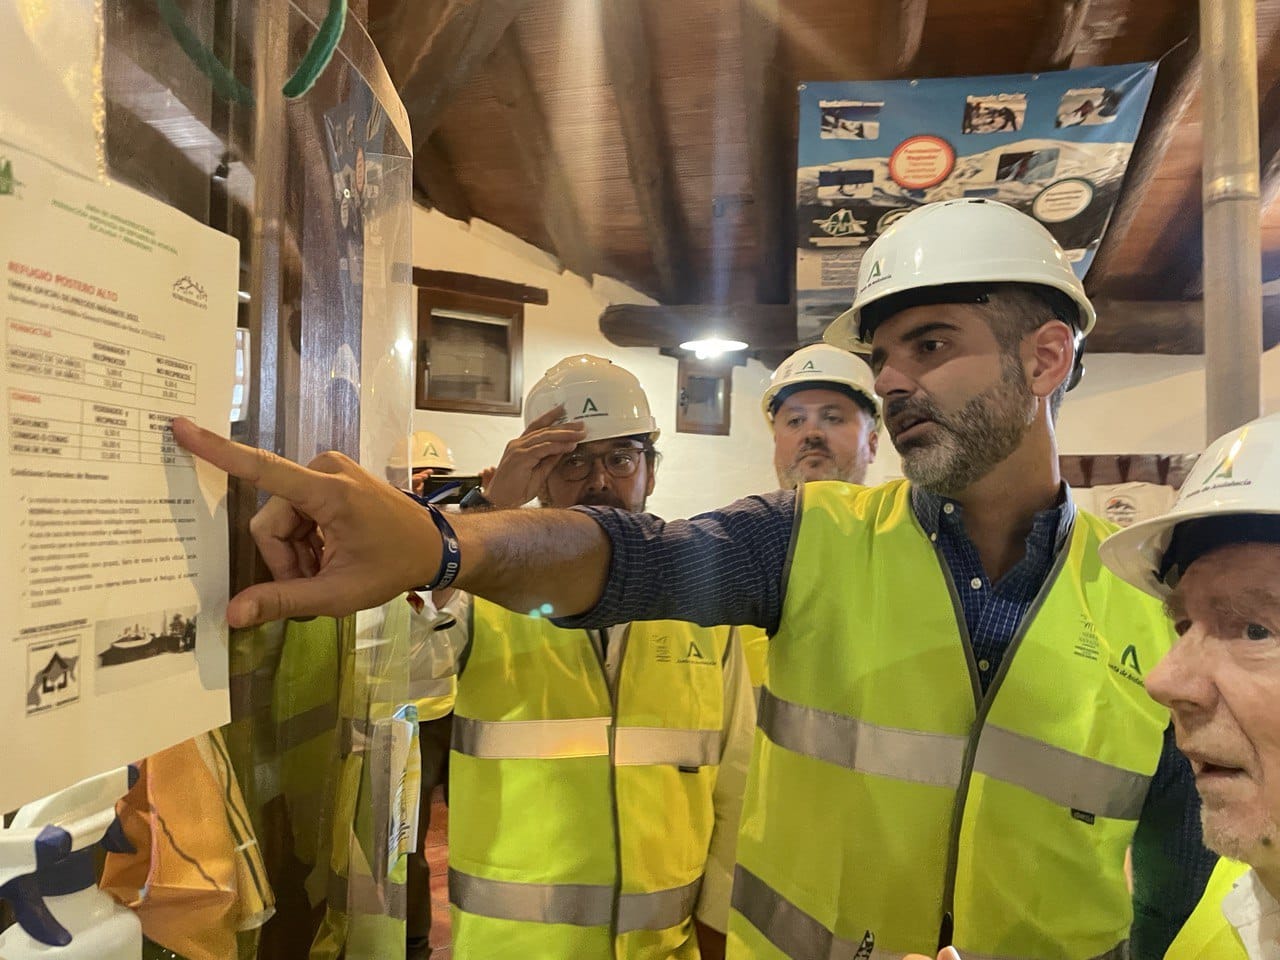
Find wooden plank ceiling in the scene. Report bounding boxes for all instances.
[368,0,1280,355]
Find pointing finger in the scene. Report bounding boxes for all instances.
[228,574,360,627]
[173,418,328,511]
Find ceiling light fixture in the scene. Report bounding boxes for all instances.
[679,336,749,360]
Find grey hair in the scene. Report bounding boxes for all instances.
[982,284,1073,420]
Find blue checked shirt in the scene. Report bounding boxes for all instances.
[557,483,1214,959]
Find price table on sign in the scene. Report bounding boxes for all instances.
[8,389,193,468]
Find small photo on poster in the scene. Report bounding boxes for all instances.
[962,94,1026,134]
[94,607,198,694]
[995,147,1060,184]
[818,168,876,201]
[820,100,883,140]
[1056,87,1120,127]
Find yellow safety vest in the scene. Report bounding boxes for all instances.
[1164,857,1251,959]
[739,626,769,702]
[450,599,734,959]
[272,606,420,960]
[729,480,1174,960]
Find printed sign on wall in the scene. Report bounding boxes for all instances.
[796,63,1156,341]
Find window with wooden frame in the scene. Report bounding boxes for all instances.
[413,269,547,415]
[676,356,733,436]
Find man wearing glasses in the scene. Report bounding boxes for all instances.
[428,355,754,960]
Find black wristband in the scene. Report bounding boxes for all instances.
[422,503,462,590]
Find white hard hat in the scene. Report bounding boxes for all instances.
[761,344,880,426]
[525,354,659,443]
[824,198,1097,351]
[1100,412,1280,598]
[387,430,456,472]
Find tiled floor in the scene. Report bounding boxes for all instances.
[425,790,452,959]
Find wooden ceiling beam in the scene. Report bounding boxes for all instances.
[486,27,596,280]
[881,0,928,77]
[601,297,1280,355]
[1085,36,1200,295]
[1182,68,1280,298]
[1027,0,1092,72]
[739,0,791,305]
[390,0,533,154]
[601,303,798,350]
[413,133,472,223]
[602,0,693,303]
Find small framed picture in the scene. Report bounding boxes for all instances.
[676,357,732,436]
[416,288,524,415]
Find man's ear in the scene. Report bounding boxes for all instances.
[1025,319,1074,399]
[868,427,879,461]
[645,457,657,497]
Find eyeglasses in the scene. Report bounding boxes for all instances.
[554,446,647,482]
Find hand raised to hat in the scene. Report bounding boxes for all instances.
[483,405,586,509]
[171,418,444,627]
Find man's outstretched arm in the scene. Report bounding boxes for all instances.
[174,419,611,627]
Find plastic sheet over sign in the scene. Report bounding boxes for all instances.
[0,0,105,179]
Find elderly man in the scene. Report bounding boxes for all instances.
[424,355,754,960]
[175,199,1212,959]
[1101,412,1280,958]
[761,343,880,489]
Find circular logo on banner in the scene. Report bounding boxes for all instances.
[888,136,955,190]
[1033,178,1095,223]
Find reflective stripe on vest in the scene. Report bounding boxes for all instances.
[453,714,722,767]
[450,867,702,932]
[973,725,1150,821]
[730,480,1173,959]
[453,715,611,759]
[758,667,1152,819]
[733,865,1130,960]
[615,727,721,767]
[758,687,966,788]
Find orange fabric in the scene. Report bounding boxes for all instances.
[100,737,241,960]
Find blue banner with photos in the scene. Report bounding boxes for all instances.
[796,63,1156,341]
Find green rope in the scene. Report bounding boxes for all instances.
[154,0,348,105]
[282,0,348,99]
[155,0,253,104]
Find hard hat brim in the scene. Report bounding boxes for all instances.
[1099,503,1280,599]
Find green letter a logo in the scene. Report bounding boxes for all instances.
[582,397,599,414]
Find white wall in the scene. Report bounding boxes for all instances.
[1058,349,1280,455]
[413,207,799,518]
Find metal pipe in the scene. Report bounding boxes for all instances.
[1201,0,1263,440]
